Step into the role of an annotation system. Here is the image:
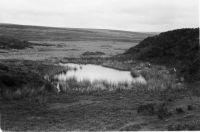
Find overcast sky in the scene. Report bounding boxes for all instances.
[0,0,199,32]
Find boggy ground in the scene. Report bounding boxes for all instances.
[1,58,200,131]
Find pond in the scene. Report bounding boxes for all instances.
[54,63,146,84]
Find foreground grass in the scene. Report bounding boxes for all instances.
[1,58,200,131]
[1,91,145,131]
[1,83,200,131]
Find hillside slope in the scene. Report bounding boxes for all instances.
[0,23,154,42]
[124,28,200,81]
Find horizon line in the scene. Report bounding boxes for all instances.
[0,22,198,33]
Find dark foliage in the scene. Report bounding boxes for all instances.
[0,35,32,49]
[124,28,200,81]
[175,108,184,114]
[137,102,171,120]
[137,103,155,115]
[0,61,55,100]
[82,51,105,56]
[187,105,193,111]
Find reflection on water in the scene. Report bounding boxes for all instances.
[54,63,146,84]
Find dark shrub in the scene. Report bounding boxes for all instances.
[131,70,140,78]
[176,108,184,114]
[137,103,155,115]
[0,35,32,49]
[187,105,193,111]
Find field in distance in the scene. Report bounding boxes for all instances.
[0,23,155,60]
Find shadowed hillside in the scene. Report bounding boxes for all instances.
[124,28,200,81]
[0,23,154,42]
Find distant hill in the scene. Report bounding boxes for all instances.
[124,28,200,81]
[0,23,154,42]
[0,36,32,49]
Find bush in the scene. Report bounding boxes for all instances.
[131,70,140,78]
[0,66,55,100]
[0,35,32,49]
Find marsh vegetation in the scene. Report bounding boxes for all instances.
[0,25,199,131]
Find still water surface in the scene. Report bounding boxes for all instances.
[54,63,146,84]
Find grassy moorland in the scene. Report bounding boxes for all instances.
[0,24,154,59]
[0,25,200,131]
[0,23,153,42]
